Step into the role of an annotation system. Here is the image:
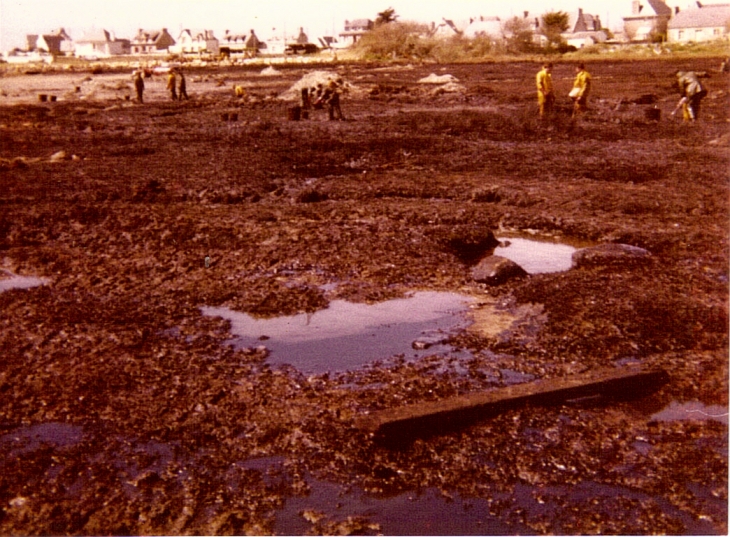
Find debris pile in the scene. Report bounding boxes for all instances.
[279,70,357,101]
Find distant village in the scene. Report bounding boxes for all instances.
[5,0,729,63]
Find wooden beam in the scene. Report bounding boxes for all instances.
[355,366,668,443]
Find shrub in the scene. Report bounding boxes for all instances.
[354,21,434,60]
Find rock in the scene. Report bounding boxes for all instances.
[572,243,651,268]
[471,255,527,285]
[260,66,281,76]
[50,150,67,162]
[418,73,458,84]
[445,227,500,264]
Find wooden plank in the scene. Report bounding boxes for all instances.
[355,366,668,442]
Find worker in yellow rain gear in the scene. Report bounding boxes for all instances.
[673,71,708,122]
[166,70,177,101]
[536,62,554,119]
[570,63,591,118]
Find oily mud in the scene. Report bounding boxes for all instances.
[0,58,728,535]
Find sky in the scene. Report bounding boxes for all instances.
[0,0,702,51]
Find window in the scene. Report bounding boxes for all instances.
[678,30,684,39]
[714,28,721,35]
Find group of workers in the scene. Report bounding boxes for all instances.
[166,69,189,101]
[131,68,188,103]
[536,61,710,122]
[134,62,710,124]
[300,79,345,120]
[536,62,591,119]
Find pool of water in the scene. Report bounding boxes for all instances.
[274,477,519,535]
[0,422,83,457]
[650,401,728,425]
[0,270,48,292]
[494,236,578,274]
[202,291,474,374]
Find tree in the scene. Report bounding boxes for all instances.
[540,11,570,49]
[502,16,536,53]
[375,8,398,26]
[355,21,432,59]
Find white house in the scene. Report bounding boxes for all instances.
[463,16,503,39]
[338,19,373,46]
[623,0,673,40]
[171,29,219,54]
[75,29,127,58]
[220,29,265,55]
[668,3,730,42]
[429,19,462,39]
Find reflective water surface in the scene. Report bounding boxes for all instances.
[202,291,475,374]
[494,236,578,274]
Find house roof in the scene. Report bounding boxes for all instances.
[669,4,730,28]
[77,29,113,44]
[463,17,502,38]
[344,19,373,30]
[222,31,247,42]
[179,29,217,40]
[625,0,672,18]
[46,28,72,40]
[132,28,172,44]
[567,9,601,32]
[647,0,673,16]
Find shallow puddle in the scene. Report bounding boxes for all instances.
[494,236,578,274]
[650,401,728,425]
[0,422,83,457]
[274,477,519,535]
[202,291,474,374]
[270,469,723,535]
[0,270,48,292]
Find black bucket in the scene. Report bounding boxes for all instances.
[287,106,301,121]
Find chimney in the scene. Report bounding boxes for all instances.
[696,1,702,7]
[524,11,529,18]
[675,6,680,13]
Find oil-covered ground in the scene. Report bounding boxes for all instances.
[0,58,728,535]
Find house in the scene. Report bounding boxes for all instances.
[130,28,176,54]
[75,29,128,58]
[171,29,219,54]
[26,28,73,55]
[338,19,373,46]
[220,30,266,56]
[562,8,608,47]
[429,19,463,39]
[566,8,603,32]
[463,16,503,39]
[668,3,730,42]
[623,0,673,41]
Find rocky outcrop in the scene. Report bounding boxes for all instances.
[572,243,651,268]
[471,255,527,285]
